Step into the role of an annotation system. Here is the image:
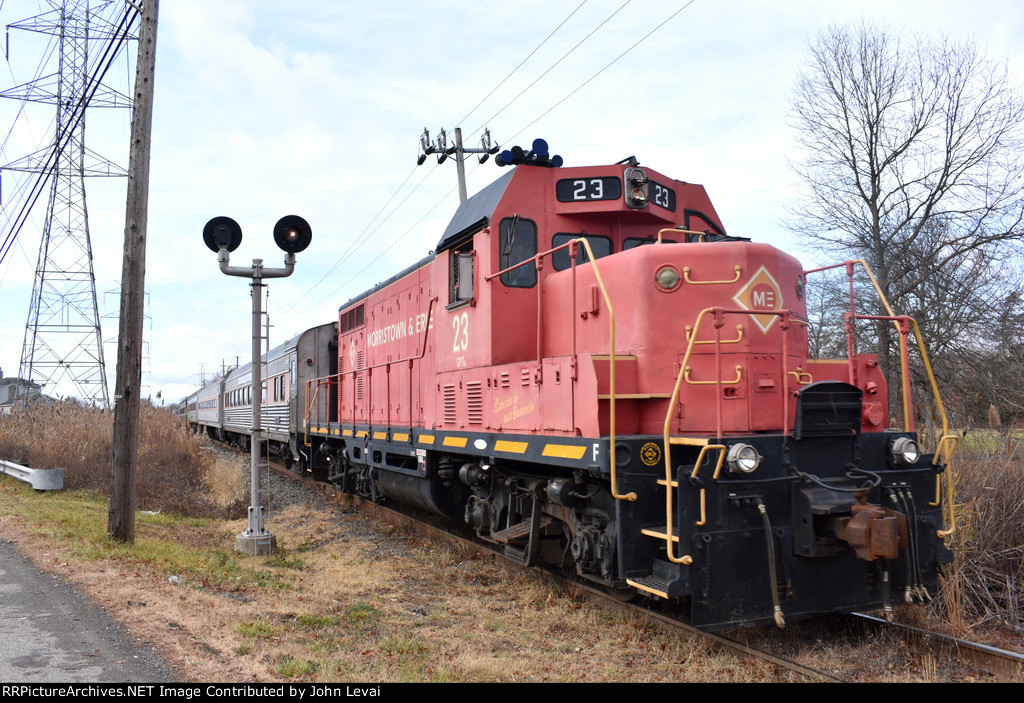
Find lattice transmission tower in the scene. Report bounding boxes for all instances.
[1,1,135,405]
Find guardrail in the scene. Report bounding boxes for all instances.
[0,458,63,490]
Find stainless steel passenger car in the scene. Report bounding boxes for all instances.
[187,322,337,466]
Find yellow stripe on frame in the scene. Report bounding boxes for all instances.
[542,444,588,460]
[393,433,410,442]
[419,435,435,445]
[442,436,468,448]
[373,432,387,440]
[343,429,354,437]
[494,440,529,454]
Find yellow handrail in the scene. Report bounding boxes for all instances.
[686,323,744,345]
[484,236,635,502]
[932,434,960,537]
[685,364,742,386]
[690,444,727,528]
[661,306,795,565]
[573,237,636,502]
[656,228,715,243]
[804,260,958,539]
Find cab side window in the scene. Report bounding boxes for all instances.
[449,239,475,308]
[499,217,537,288]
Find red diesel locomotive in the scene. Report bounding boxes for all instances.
[287,143,954,630]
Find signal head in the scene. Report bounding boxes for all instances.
[203,216,243,253]
[273,215,312,254]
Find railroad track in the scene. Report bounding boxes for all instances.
[852,612,1024,682]
[265,458,1022,683]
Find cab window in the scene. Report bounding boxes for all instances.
[499,217,537,288]
[624,236,676,249]
[448,238,475,308]
[551,233,613,271]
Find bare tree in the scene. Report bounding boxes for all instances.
[789,24,1024,418]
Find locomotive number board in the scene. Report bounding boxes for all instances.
[556,176,622,202]
[556,175,677,211]
[648,179,676,211]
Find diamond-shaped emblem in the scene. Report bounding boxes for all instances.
[732,266,783,333]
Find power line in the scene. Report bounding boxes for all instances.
[509,1,697,143]
[280,4,614,314]
[282,1,697,316]
[454,0,590,129]
[469,0,632,139]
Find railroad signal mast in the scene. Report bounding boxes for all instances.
[1,1,133,406]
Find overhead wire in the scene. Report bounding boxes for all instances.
[508,0,698,143]
[467,0,631,140]
[0,9,62,285]
[277,3,595,316]
[280,3,613,315]
[263,1,699,320]
[454,0,590,130]
[307,179,459,312]
[275,163,425,316]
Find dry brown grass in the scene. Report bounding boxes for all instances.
[0,399,241,517]
[931,429,1024,635]
[2,402,1021,680]
[0,478,794,683]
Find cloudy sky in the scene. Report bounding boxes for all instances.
[0,0,1021,404]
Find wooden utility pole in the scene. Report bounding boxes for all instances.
[109,1,159,542]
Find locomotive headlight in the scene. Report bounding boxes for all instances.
[655,265,681,291]
[726,443,761,474]
[891,437,920,466]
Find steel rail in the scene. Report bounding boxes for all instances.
[853,612,1024,682]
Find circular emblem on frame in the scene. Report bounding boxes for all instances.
[640,442,662,467]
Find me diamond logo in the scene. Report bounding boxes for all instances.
[732,266,783,333]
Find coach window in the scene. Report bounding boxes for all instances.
[499,216,537,288]
[551,233,613,271]
[448,238,475,308]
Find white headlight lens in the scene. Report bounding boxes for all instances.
[727,443,761,474]
[891,437,920,465]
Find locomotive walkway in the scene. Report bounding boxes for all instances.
[0,538,177,682]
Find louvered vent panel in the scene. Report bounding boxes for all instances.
[466,382,483,425]
[356,351,364,400]
[443,384,457,425]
